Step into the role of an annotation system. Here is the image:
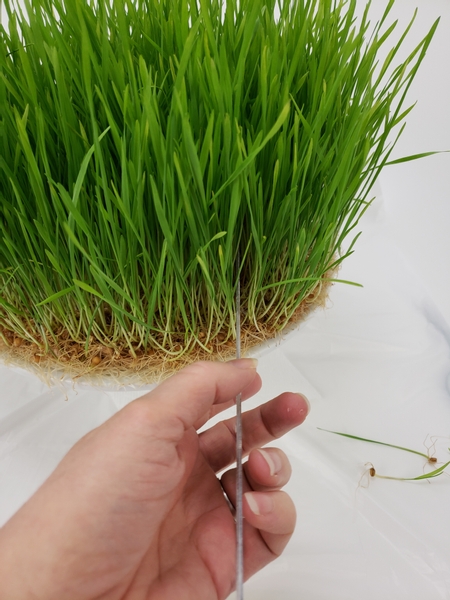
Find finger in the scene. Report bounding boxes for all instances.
[220,448,291,505]
[221,466,296,568]
[199,391,310,473]
[243,490,296,557]
[134,359,258,438]
[193,372,262,430]
[244,448,292,491]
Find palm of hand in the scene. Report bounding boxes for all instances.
[82,417,251,600]
[130,431,239,600]
[105,397,300,600]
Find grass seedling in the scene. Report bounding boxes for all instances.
[0,0,439,381]
[366,461,450,482]
[319,428,450,482]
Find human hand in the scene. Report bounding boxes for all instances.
[0,359,310,600]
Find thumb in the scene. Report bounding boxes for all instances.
[138,359,258,435]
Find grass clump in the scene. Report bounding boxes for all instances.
[0,0,438,381]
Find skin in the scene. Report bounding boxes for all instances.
[0,359,310,600]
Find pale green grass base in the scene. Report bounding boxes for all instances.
[0,274,332,386]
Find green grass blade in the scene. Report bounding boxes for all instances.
[318,428,430,460]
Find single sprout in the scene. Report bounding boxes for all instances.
[318,428,439,463]
[371,461,450,482]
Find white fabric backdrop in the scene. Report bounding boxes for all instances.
[1,1,450,598]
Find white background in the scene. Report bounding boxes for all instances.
[1,1,450,599]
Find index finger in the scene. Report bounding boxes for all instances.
[193,372,262,430]
[137,359,258,438]
[199,391,310,472]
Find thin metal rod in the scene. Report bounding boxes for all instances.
[235,251,244,600]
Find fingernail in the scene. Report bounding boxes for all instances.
[258,449,282,477]
[296,392,311,414]
[245,492,273,516]
[228,358,258,369]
